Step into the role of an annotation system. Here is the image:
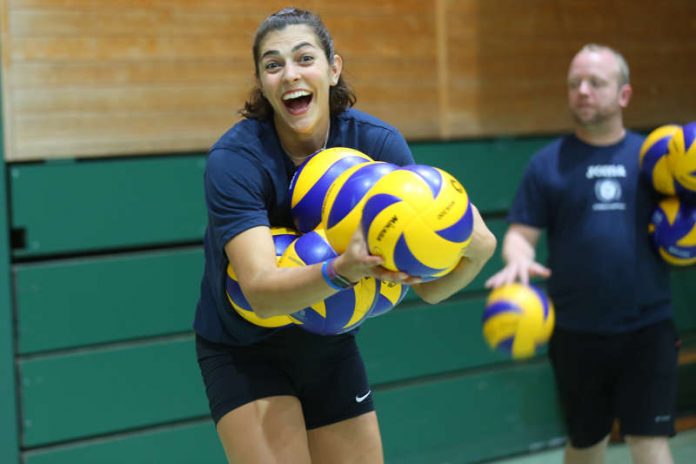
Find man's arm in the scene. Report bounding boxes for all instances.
[484,223,550,288]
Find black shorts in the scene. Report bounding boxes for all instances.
[195,327,375,429]
[549,319,679,448]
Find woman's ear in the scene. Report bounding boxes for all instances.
[256,78,267,98]
[330,54,343,86]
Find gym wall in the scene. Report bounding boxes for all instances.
[1,1,695,463]
[1,0,694,162]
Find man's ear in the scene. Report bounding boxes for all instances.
[619,83,632,108]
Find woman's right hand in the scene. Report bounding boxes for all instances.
[333,227,420,285]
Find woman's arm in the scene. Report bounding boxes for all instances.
[225,226,407,318]
[226,227,336,318]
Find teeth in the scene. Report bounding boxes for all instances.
[283,90,311,100]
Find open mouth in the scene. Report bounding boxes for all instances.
[282,90,313,115]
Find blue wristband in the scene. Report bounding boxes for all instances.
[321,258,354,290]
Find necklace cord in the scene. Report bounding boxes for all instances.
[282,122,330,161]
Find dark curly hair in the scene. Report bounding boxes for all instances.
[240,8,356,120]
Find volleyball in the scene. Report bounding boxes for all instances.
[667,122,696,198]
[279,229,379,335]
[482,283,555,360]
[368,281,409,318]
[649,196,696,266]
[639,124,681,195]
[225,227,299,328]
[322,161,398,253]
[289,147,373,233]
[360,164,474,280]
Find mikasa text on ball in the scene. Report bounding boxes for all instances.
[360,164,474,279]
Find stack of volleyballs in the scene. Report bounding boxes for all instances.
[640,122,696,266]
[255,146,474,335]
[482,283,555,360]
[286,147,386,335]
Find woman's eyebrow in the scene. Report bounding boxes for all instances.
[261,42,315,60]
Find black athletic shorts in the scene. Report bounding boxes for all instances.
[549,319,679,448]
[195,327,375,429]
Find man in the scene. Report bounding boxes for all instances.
[486,44,677,464]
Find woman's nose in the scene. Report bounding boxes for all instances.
[283,63,301,82]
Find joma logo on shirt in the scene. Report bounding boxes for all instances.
[586,165,626,179]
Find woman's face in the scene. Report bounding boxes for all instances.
[257,24,342,139]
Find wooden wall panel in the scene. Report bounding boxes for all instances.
[445,0,696,137]
[2,0,695,160]
[1,0,438,161]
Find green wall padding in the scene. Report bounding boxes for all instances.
[358,296,530,385]
[23,421,224,464]
[0,77,20,464]
[377,361,565,463]
[673,267,696,332]
[16,247,203,354]
[20,338,207,447]
[411,138,549,213]
[10,136,696,463]
[10,155,207,257]
[9,137,551,258]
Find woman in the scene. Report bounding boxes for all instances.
[194,8,496,463]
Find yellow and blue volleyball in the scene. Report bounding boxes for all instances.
[482,283,555,360]
[649,196,696,266]
[289,147,373,233]
[278,229,379,335]
[225,227,299,328]
[667,122,696,200]
[368,281,409,318]
[360,164,474,280]
[639,124,681,196]
[322,161,399,253]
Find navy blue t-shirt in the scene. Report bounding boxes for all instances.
[508,132,671,334]
[194,108,415,345]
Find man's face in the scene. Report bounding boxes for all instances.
[567,49,631,128]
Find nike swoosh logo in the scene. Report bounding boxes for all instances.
[355,390,371,403]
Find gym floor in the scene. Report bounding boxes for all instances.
[488,428,696,463]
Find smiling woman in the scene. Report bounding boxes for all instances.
[192,7,495,464]
[242,13,349,163]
